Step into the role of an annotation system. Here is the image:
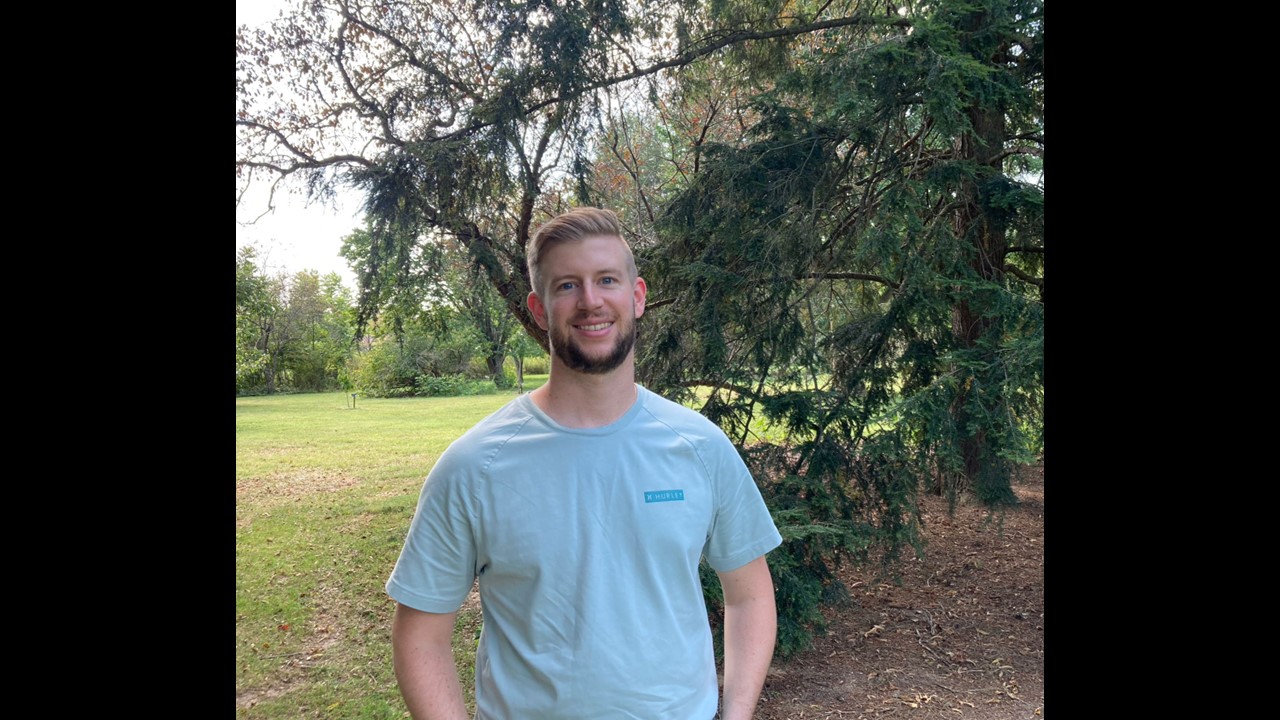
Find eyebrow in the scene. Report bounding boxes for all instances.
[550,268,626,284]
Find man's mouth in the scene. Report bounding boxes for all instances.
[576,321,613,331]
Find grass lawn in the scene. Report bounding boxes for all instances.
[236,387,544,718]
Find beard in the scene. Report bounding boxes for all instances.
[550,313,637,375]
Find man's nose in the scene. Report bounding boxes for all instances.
[578,284,601,309]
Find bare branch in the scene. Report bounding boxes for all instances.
[1003,264,1042,287]
[992,145,1042,163]
[803,272,899,289]
[236,120,377,173]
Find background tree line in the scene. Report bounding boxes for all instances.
[236,242,547,398]
[237,0,1043,654]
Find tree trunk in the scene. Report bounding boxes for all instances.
[947,6,1015,504]
[486,351,506,388]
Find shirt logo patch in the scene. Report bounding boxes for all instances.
[644,489,685,503]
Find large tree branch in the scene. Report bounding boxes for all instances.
[438,14,911,142]
[236,120,376,173]
[991,144,1042,163]
[338,4,479,110]
[680,380,760,399]
[1003,264,1042,287]
[803,272,899,289]
[239,13,911,180]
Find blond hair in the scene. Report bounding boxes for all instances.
[526,207,636,296]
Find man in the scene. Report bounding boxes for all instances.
[386,207,782,719]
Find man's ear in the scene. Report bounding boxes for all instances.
[633,277,647,319]
[527,291,550,330]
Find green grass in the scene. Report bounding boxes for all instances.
[236,389,544,718]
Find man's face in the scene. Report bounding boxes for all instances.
[528,235,647,375]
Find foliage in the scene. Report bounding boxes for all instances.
[520,354,550,376]
[347,333,457,397]
[345,320,515,398]
[236,249,357,395]
[341,221,524,389]
[236,247,275,386]
[416,373,506,397]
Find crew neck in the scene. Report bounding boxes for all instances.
[521,384,646,435]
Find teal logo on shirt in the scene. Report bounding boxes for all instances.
[644,489,685,503]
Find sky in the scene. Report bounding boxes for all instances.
[236,0,364,292]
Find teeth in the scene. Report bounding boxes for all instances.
[578,322,611,331]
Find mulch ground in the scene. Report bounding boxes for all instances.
[753,464,1044,720]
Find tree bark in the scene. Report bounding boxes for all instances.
[948,6,1012,500]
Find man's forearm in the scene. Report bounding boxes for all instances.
[718,558,777,720]
[391,604,469,720]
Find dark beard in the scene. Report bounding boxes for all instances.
[551,317,636,375]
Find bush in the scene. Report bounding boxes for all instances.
[345,337,417,396]
[700,435,923,659]
[465,356,497,380]
[495,368,516,389]
[520,355,550,375]
[413,373,510,397]
[415,374,472,397]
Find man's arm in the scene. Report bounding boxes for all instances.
[390,603,469,720]
[717,555,777,720]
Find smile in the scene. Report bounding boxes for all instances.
[576,322,613,331]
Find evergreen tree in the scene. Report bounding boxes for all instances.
[238,0,1043,653]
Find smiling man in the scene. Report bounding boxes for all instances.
[386,207,782,719]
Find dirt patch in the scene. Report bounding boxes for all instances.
[753,464,1044,719]
[236,582,350,711]
[236,613,343,710]
[236,470,362,506]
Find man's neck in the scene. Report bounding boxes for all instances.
[529,359,638,429]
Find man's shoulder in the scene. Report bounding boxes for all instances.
[637,386,727,440]
[424,395,543,486]
[440,394,538,457]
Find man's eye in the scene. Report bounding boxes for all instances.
[559,282,576,291]
[601,277,616,285]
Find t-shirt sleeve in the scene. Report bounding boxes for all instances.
[702,437,783,572]
[385,447,479,613]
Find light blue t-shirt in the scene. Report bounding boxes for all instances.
[386,385,783,719]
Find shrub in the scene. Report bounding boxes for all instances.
[414,374,470,397]
[700,435,923,659]
[413,373,508,397]
[346,338,419,397]
[520,355,550,375]
[495,368,516,389]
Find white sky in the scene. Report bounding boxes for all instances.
[236,0,364,292]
